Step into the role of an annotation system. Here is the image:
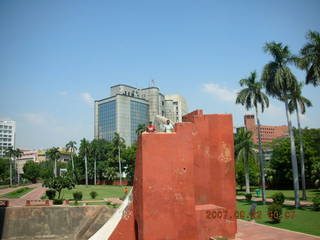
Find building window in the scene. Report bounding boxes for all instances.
[98,100,117,142]
[130,100,149,144]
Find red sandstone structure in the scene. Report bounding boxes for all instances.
[109,110,237,240]
[244,114,288,144]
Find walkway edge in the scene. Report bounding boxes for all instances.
[238,219,320,239]
[88,188,132,240]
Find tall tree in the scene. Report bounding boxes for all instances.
[297,30,320,86]
[236,71,269,203]
[80,138,90,186]
[14,148,22,184]
[91,139,108,185]
[46,147,61,177]
[234,128,255,194]
[262,41,300,208]
[136,123,146,136]
[111,133,126,185]
[65,141,77,174]
[289,82,312,200]
[5,147,15,186]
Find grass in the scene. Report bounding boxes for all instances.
[42,185,131,201]
[237,188,320,201]
[0,187,35,198]
[0,185,10,189]
[237,200,320,236]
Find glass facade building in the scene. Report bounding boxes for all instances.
[130,100,149,144]
[94,84,187,146]
[97,100,116,142]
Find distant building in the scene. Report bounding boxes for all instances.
[94,84,188,145]
[244,114,288,144]
[16,147,72,175]
[164,94,188,123]
[0,120,16,157]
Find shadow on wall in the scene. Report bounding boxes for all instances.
[0,207,6,239]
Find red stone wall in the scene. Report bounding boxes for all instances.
[109,110,237,240]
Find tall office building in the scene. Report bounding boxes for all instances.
[94,84,188,145]
[0,120,16,157]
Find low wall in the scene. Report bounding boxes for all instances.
[0,205,115,240]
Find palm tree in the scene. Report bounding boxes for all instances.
[236,71,269,203]
[136,123,146,136]
[112,133,125,185]
[14,148,23,184]
[235,128,255,194]
[289,82,312,200]
[91,139,105,185]
[66,141,77,174]
[80,138,90,186]
[262,41,300,208]
[46,147,61,177]
[296,30,320,86]
[5,147,15,186]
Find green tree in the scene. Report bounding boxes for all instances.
[236,71,269,203]
[0,158,10,183]
[14,149,23,184]
[43,175,75,200]
[23,161,41,183]
[262,41,300,208]
[296,30,320,86]
[136,123,146,136]
[46,147,61,177]
[289,83,312,200]
[5,147,15,186]
[65,141,77,175]
[269,128,320,190]
[235,128,256,194]
[122,144,137,185]
[80,138,90,186]
[111,133,126,184]
[90,139,109,185]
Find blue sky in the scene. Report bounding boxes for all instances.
[0,0,319,149]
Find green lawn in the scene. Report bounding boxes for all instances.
[56,185,131,201]
[237,188,320,201]
[237,200,320,236]
[0,185,10,189]
[0,187,35,198]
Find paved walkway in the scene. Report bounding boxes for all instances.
[236,220,320,240]
[236,195,312,206]
[0,183,47,206]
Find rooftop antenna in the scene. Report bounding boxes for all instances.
[150,78,155,87]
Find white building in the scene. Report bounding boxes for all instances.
[0,120,16,157]
[165,94,188,123]
[95,84,188,145]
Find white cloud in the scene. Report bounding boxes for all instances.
[22,113,49,125]
[81,93,94,105]
[202,83,237,102]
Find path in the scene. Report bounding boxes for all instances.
[0,184,37,195]
[236,195,312,206]
[236,220,320,240]
[0,183,47,206]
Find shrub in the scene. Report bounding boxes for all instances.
[271,192,285,205]
[268,203,282,223]
[245,193,252,201]
[46,189,56,200]
[73,191,83,203]
[312,194,320,211]
[53,199,63,205]
[90,191,98,199]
